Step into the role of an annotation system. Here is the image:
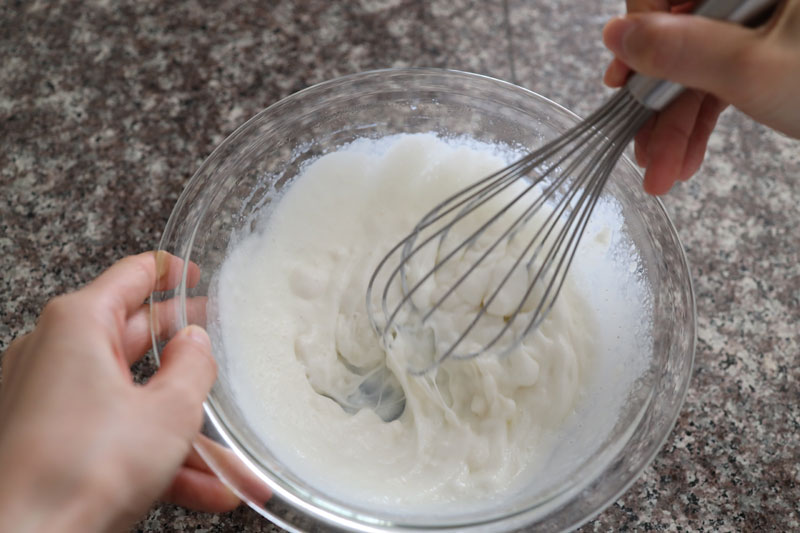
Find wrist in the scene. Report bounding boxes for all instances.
[0,493,103,533]
[0,458,116,533]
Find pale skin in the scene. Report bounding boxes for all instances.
[1,3,800,532]
[0,253,241,533]
[603,0,800,195]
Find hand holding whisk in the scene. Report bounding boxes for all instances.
[366,0,778,375]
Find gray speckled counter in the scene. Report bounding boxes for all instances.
[2,1,798,531]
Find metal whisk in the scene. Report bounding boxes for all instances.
[365,0,777,376]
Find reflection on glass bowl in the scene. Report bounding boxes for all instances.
[151,68,695,533]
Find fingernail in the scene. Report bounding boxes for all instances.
[184,325,210,348]
[603,17,637,60]
[155,250,170,282]
[602,64,615,87]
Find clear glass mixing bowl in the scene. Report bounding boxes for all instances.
[151,68,695,532]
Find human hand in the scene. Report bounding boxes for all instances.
[602,0,800,195]
[0,252,240,533]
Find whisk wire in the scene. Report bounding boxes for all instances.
[518,93,654,341]
[380,91,633,334]
[367,88,655,373]
[420,101,634,355]
[407,90,631,239]
[430,93,645,366]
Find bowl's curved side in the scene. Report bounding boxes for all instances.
[151,67,695,533]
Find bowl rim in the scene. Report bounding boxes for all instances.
[152,66,696,533]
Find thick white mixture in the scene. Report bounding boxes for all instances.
[212,134,648,511]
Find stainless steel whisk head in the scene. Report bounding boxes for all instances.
[364,0,777,375]
[366,87,652,375]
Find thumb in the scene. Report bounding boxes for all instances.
[603,13,763,107]
[148,325,217,439]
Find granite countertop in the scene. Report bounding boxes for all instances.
[2,1,798,531]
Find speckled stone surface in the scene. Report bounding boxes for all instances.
[1,1,798,531]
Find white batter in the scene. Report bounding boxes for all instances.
[212,134,643,511]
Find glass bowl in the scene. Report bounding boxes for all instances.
[151,68,695,532]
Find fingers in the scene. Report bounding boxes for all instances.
[606,3,738,193]
[84,253,159,316]
[603,13,763,107]
[679,95,726,181]
[0,334,29,384]
[154,251,202,293]
[147,326,216,439]
[641,90,704,195]
[161,466,241,512]
[606,1,695,87]
[626,0,688,13]
[195,435,273,504]
[122,297,208,365]
[633,114,655,167]
[603,57,630,88]
[634,93,726,192]
[771,0,800,36]
[85,252,201,317]
[182,446,217,474]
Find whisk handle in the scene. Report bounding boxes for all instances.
[626,0,780,110]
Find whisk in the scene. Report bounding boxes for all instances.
[366,0,777,376]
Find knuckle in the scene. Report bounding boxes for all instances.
[6,333,28,354]
[41,294,74,322]
[199,348,218,376]
[164,375,206,410]
[178,331,217,375]
[124,254,157,286]
[725,43,768,106]
[3,336,27,370]
[641,22,682,76]
[43,291,107,328]
[731,44,760,79]
[186,402,205,430]
[169,385,206,427]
